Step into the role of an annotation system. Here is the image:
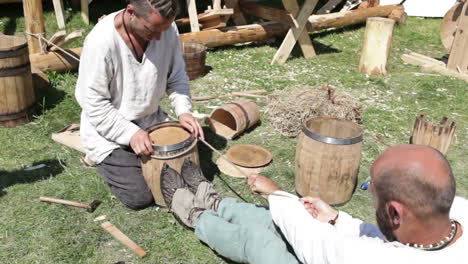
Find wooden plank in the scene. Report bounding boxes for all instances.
[52,0,66,29]
[225,0,247,25]
[401,53,468,82]
[271,0,319,64]
[50,29,84,51]
[447,1,468,74]
[101,221,147,258]
[239,0,298,27]
[186,0,200,32]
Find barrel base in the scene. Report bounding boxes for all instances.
[0,108,32,128]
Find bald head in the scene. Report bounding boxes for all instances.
[371,145,455,218]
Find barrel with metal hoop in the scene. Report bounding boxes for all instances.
[140,121,199,207]
[295,116,363,205]
[206,99,260,139]
[0,34,35,127]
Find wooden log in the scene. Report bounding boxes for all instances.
[23,0,46,54]
[179,22,289,48]
[308,5,405,31]
[30,47,82,72]
[359,17,395,75]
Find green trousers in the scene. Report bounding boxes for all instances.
[194,198,299,264]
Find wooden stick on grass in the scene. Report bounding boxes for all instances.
[101,221,147,258]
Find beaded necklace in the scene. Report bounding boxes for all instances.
[405,219,458,251]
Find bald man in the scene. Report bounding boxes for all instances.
[164,144,467,263]
[248,144,467,263]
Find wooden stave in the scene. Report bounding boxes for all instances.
[207,99,260,139]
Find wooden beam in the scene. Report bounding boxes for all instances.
[239,0,298,27]
[23,0,46,54]
[271,0,318,64]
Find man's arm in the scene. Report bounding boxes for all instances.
[165,24,204,139]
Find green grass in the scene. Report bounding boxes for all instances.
[1,1,467,263]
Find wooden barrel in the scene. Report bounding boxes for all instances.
[206,99,260,139]
[140,121,200,207]
[0,35,35,127]
[181,42,206,81]
[295,116,363,205]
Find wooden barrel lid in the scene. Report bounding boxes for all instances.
[0,35,27,53]
[216,156,265,178]
[226,144,272,168]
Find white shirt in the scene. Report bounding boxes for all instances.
[75,11,192,164]
[269,192,467,264]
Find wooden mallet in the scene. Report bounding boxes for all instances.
[39,196,101,213]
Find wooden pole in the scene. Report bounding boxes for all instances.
[359,17,395,75]
[23,0,46,54]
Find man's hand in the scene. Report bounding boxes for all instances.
[130,129,153,156]
[179,113,205,140]
[248,174,281,199]
[300,197,338,223]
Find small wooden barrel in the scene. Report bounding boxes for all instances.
[206,99,260,139]
[140,121,200,207]
[295,116,363,205]
[181,42,206,81]
[0,35,35,127]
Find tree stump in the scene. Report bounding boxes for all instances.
[359,17,395,75]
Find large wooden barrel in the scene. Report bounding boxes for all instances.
[181,42,206,81]
[140,121,200,207]
[0,35,35,127]
[295,116,363,205]
[206,99,260,139]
